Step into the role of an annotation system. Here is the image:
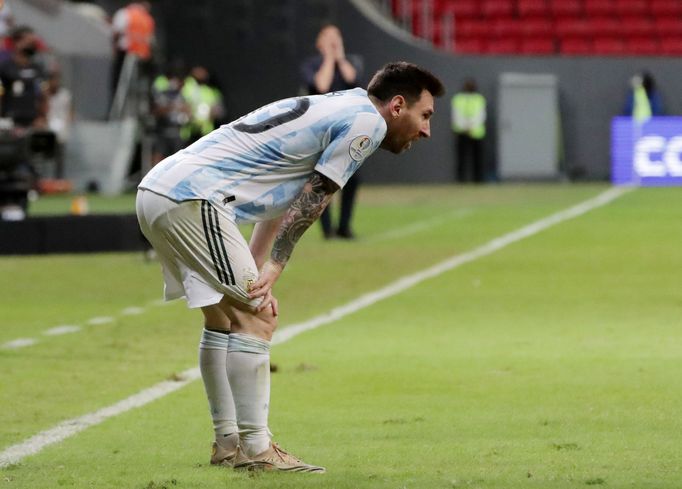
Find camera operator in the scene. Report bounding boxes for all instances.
[0,25,48,220]
[0,25,47,129]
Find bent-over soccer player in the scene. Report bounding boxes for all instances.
[136,62,444,473]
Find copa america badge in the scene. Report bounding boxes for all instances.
[349,136,372,162]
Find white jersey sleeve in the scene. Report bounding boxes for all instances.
[314,110,386,188]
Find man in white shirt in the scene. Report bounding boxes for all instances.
[136,61,444,473]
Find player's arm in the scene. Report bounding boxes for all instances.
[248,171,339,306]
[249,215,284,270]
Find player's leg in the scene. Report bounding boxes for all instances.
[337,172,359,239]
[216,296,325,473]
[319,205,334,239]
[199,304,239,466]
[137,191,239,466]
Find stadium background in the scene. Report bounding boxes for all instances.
[15,0,682,185]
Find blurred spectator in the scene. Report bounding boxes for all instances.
[623,71,664,122]
[300,24,363,239]
[181,65,224,144]
[0,0,14,50]
[111,1,155,103]
[151,60,190,164]
[0,25,46,129]
[451,78,486,183]
[46,66,73,178]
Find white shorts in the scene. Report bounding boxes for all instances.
[136,189,260,309]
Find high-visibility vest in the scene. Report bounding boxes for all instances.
[632,85,652,123]
[126,4,154,60]
[451,92,486,139]
[181,77,222,138]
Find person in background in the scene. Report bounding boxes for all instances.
[46,66,73,178]
[0,0,14,51]
[151,61,190,164]
[110,1,155,103]
[182,65,224,144]
[623,71,664,123]
[451,78,486,183]
[0,25,46,129]
[300,24,363,239]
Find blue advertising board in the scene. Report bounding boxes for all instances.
[612,117,682,186]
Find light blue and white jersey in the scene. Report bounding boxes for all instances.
[139,88,386,224]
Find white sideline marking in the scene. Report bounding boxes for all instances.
[1,338,37,350]
[86,316,114,326]
[43,326,81,337]
[121,307,145,316]
[366,208,473,243]
[0,186,632,468]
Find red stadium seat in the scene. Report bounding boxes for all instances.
[584,0,615,17]
[486,38,520,53]
[651,0,682,17]
[520,37,556,54]
[550,0,583,17]
[654,18,682,36]
[492,18,523,38]
[593,37,625,54]
[615,0,649,17]
[556,18,591,37]
[626,38,660,55]
[436,0,479,18]
[454,19,490,38]
[660,37,682,55]
[521,18,554,37]
[560,37,593,55]
[517,0,550,17]
[621,17,655,37]
[454,38,487,53]
[587,17,621,36]
[481,0,515,18]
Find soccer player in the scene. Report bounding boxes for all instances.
[136,61,444,472]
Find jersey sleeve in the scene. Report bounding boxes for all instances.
[314,112,386,188]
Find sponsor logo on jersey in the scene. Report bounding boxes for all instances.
[349,135,372,162]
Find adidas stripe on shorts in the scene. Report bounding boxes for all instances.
[136,189,261,309]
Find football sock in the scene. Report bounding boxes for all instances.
[227,332,272,456]
[199,328,239,450]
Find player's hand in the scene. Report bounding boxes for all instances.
[255,288,279,316]
[248,260,283,302]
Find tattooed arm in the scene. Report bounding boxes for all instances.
[248,171,339,306]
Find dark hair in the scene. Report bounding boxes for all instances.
[367,62,444,104]
[11,25,34,42]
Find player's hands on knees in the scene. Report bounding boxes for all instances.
[257,289,279,317]
[249,260,283,313]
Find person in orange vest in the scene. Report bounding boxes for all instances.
[110,1,155,104]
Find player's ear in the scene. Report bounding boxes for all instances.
[389,95,406,118]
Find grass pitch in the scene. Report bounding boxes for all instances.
[1,184,681,488]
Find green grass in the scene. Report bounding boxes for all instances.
[28,193,138,216]
[2,184,681,488]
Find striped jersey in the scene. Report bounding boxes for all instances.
[139,87,387,224]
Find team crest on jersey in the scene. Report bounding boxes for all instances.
[349,136,372,162]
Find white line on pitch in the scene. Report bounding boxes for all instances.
[0,186,633,468]
[86,316,114,326]
[366,208,473,243]
[1,338,37,350]
[121,307,145,316]
[43,326,82,336]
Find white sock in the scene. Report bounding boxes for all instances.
[199,329,238,450]
[227,333,272,456]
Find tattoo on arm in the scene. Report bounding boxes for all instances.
[271,172,338,267]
